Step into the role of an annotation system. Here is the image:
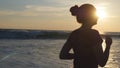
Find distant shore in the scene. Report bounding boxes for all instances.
[0,29,120,39]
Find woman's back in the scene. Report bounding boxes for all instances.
[69,29,102,68]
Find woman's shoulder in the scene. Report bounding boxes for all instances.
[91,29,103,42]
[70,29,101,36]
[71,29,79,33]
[91,29,100,34]
[70,29,81,36]
[72,29,100,33]
[68,29,80,38]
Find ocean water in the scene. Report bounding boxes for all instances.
[0,38,119,68]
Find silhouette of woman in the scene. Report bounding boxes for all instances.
[59,4,112,68]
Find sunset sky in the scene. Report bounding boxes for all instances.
[0,0,120,32]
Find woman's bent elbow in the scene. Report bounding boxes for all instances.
[59,54,65,59]
[99,64,105,67]
[59,53,70,59]
[59,56,64,59]
[99,62,106,67]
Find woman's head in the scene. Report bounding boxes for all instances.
[70,4,98,26]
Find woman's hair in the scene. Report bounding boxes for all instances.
[70,4,97,24]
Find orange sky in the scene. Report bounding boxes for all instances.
[0,0,120,32]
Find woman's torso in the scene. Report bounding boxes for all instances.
[70,28,102,68]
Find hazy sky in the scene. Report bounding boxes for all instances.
[0,0,120,32]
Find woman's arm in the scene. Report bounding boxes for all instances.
[59,33,74,60]
[59,41,74,60]
[93,36,112,67]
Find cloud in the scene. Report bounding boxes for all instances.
[0,10,18,16]
[25,5,67,12]
[0,5,68,16]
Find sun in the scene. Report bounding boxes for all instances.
[96,7,107,19]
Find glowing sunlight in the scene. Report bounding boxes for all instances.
[96,7,107,19]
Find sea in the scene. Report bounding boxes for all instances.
[0,30,120,68]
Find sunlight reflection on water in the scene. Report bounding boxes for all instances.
[102,39,106,52]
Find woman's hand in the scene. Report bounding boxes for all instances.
[105,36,112,47]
